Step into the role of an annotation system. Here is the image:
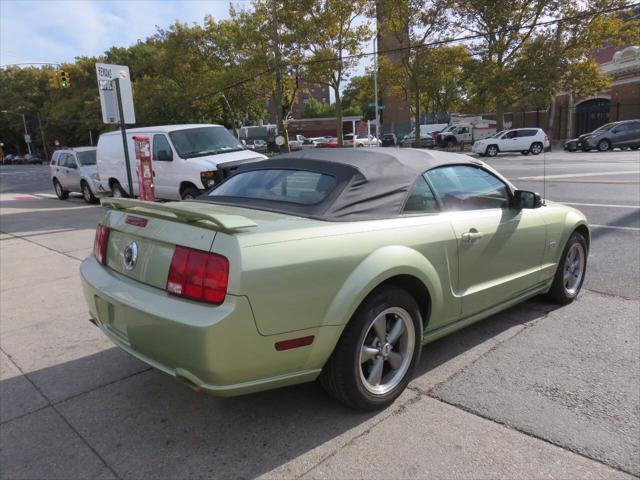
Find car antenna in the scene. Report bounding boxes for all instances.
[542,142,547,206]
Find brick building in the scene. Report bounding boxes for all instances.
[551,45,640,139]
[267,81,330,123]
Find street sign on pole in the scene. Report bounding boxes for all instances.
[96,63,136,197]
[96,63,135,125]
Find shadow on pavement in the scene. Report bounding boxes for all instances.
[0,298,557,479]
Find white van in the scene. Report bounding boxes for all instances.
[96,124,267,200]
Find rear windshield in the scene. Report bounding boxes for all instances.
[169,127,245,159]
[76,150,96,165]
[207,169,337,205]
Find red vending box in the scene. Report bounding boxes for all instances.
[132,135,155,201]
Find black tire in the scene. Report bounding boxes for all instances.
[53,179,69,200]
[445,139,455,148]
[631,146,639,150]
[181,186,200,200]
[320,285,422,411]
[530,142,543,155]
[521,150,530,155]
[597,139,611,152]
[547,231,588,305]
[81,181,98,204]
[111,181,128,198]
[485,145,498,157]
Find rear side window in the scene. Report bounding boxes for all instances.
[51,152,60,165]
[517,130,537,137]
[403,177,439,214]
[208,169,337,205]
[76,150,96,165]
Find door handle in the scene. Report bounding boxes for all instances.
[462,229,483,243]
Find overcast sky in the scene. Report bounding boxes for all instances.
[0,0,244,66]
[1,0,371,99]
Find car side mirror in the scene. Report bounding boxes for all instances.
[157,149,172,161]
[514,190,543,209]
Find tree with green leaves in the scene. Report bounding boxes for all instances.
[510,1,640,133]
[377,0,451,145]
[300,0,372,146]
[453,0,556,131]
[341,74,375,120]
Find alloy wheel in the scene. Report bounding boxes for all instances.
[359,307,415,395]
[563,243,585,296]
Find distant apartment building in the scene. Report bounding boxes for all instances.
[267,81,330,123]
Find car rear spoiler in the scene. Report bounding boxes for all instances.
[101,198,257,231]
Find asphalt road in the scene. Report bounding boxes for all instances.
[0,150,638,479]
[2,149,638,297]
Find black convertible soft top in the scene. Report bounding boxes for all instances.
[207,148,481,221]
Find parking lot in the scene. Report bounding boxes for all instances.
[1,149,639,479]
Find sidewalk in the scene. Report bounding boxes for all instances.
[1,195,638,479]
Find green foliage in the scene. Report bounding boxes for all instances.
[1,0,637,154]
[301,97,336,117]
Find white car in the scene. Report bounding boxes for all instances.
[472,128,550,157]
[344,134,381,147]
[96,124,266,200]
[50,147,101,203]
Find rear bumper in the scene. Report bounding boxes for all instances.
[80,256,334,396]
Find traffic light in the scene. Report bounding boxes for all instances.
[49,71,60,89]
[59,70,71,89]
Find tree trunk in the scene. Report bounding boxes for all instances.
[413,80,421,147]
[547,96,557,138]
[335,87,344,147]
[495,98,505,132]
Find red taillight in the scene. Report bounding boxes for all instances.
[166,246,229,304]
[93,225,110,265]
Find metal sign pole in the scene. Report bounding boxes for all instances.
[114,78,134,197]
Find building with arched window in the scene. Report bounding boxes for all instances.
[552,45,640,139]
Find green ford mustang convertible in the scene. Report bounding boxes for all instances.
[81,149,589,410]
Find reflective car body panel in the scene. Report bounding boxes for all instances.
[80,152,589,397]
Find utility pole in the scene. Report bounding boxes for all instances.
[373,32,380,145]
[37,112,48,161]
[20,113,32,155]
[270,0,289,152]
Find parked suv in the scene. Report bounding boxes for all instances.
[472,128,550,157]
[50,147,100,203]
[564,120,640,152]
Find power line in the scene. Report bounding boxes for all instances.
[210,1,640,95]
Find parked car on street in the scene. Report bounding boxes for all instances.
[401,124,448,148]
[4,154,25,164]
[381,133,397,147]
[245,139,268,154]
[564,120,640,152]
[82,148,589,411]
[24,153,44,165]
[50,147,100,203]
[344,134,381,147]
[315,137,339,148]
[435,121,496,147]
[96,124,266,200]
[472,128,550,157]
